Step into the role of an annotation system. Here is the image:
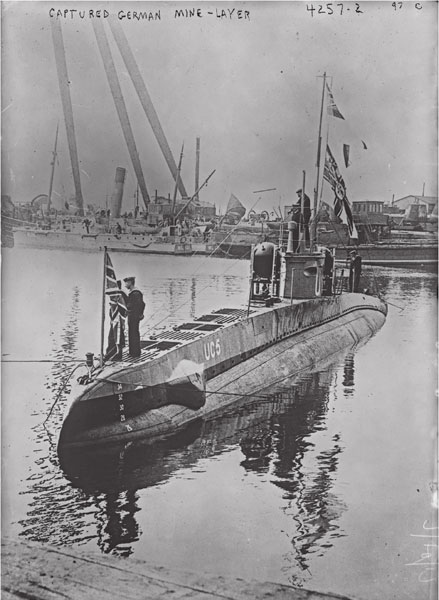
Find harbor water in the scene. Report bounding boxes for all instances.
[2,248,437,600]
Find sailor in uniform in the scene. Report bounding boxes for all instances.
[288,189,311,251]
[348,250,362,292]
[123,276,145,358]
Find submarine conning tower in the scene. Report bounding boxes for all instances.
[282,220,331,299]
[250,223,336,304]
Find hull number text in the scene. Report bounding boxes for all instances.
[204,339,221,360]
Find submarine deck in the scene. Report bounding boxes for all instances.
[113,303,303,366]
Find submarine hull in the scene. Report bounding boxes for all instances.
[58,293,386,449]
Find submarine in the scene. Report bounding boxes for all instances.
[57,224,387,449]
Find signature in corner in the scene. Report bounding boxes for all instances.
[406,520,438,583]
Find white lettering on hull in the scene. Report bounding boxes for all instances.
[204,339,221,361]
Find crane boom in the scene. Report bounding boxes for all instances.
[108,17,188,199]
[92,19,150,209]
[50,18,84,216]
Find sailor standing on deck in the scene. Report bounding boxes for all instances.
[348,250,362,293]
[123,276,145,358]
[288,189,311,251]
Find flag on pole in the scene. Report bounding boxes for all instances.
[105,251,119,291]
[326,83,345,119]
[323,145,358,239]
[105,252,127,352]
[362,140,368,150]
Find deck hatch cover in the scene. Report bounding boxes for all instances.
[140,341,158,349]
[156,341,181,350]
[212,308,255,322]
[175,321,223,332]
[195,314,220,322]
[214,308,249,315]
[175,323,200,330]
[155,330,203,341]
[121,349,159,363]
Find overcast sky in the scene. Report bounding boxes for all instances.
[1,1,437,214]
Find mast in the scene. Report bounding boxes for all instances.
[135,183,139,213]
[311,72,327,249]
[50,18,85,216]
[171,142,184,224]
[47,122,59,216]
[299,170,306,253]
[194,137,200,204]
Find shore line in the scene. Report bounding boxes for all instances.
[2,538,355,600]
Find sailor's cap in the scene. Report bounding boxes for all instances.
[123,276,135,283]
[296,189,302,194]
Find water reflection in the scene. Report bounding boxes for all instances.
[238,371,348,582]
[18,286,95,546]
[55,346,361,565]
[95,491,141,557]
[5,252,437,600]
[342,353,355,395]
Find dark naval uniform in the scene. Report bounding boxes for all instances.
[289,190,311,251]
[348,252,362,293]
[126,287,145,357]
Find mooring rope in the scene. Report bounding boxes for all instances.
[43,363,85,424]
[1,358,85,363]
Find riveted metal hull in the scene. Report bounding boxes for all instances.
[58,293,386,448]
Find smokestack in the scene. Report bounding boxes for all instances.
[195,137,200,204]
[110,167,126,218]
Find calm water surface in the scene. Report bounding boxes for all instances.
[2,248,437,600]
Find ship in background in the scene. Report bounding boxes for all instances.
[4,183,436,266]
[2,17,221,255]
[2,15,435,267]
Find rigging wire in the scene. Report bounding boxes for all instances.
[139,195,264,336]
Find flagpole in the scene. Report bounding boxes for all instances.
[299,170,306,253]
[312,72,327,250]
[100,246,107,367]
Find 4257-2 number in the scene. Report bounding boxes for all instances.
[306,3,364,16]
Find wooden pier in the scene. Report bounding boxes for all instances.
[2,538,354,600]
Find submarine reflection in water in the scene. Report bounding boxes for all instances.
[59,345,363,562]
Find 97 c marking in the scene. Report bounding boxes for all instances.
[392,2,423,8]
[204,339,221,361]
[306,3,364,16]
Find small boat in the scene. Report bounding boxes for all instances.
[57,73,388,450]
